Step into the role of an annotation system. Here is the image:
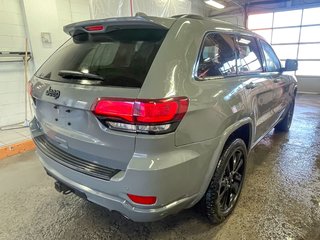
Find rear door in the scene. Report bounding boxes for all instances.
[31,26,168,170]
[235,35,275,141]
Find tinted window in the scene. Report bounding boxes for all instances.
[197,33,237,78]
[236,36,263,73]
[260,40,281,72]
[35,29,167,88]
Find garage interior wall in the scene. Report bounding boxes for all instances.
[90,0,208,19]
[22,0,91,69]
[211,13,245,27]
[0,0,91,127]
[0,0,31,127]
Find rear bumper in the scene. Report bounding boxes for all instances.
[39,152,197,222]
[30,117,219,222]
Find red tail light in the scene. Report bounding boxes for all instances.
[94,99,134,122]
[27,81,33,96]
[127,194,157,205]
[135,99,186,123]
[92,97,189,134]
[84,25,104,31]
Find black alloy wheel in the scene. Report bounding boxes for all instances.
[200,138,247,224]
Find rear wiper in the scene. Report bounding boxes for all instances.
[58,70,103,80]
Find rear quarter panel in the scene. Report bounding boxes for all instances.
[175,78,248,146]
[138,19,251,146]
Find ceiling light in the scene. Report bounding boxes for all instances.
[205,0,225,9]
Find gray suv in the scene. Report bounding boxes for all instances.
[29,14,297,223]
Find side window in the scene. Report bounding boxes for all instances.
[197,33,237,78]
[236,35,263,73]
[260,40,281,72]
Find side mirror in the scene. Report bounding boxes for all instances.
[283,59,298,71]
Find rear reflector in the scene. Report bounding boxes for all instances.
[84,25,104,31]
[92,97,189,134]
[27,81,33,96]
[127,194,157,205]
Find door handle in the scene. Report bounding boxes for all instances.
[273,78,281,83]
[245,82,257,89]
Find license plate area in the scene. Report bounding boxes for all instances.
[37,101,84,128]
[51,105,72,127]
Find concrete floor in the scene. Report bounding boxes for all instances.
[0,94,319,240]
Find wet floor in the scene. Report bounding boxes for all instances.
[0,94,319,240]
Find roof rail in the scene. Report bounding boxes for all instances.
[171,14,205,20]
[135,12,148,17]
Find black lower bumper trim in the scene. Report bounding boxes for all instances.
[34,135,120,181]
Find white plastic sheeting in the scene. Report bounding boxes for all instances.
[89,0,131,18]
[90,0,204,19]
[132,0,191,17]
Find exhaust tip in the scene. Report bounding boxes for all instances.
[54,181,73,195]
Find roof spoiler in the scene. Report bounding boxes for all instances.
[63,17,168,37]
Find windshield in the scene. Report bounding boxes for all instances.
[35,29,167,88]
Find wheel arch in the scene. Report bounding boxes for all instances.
[191,117,254,206]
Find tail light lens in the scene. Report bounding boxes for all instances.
[94,99,134,122]
[27,81,37,106]
[127,194,157,205]
[84,25,104,31]
[27,81,33,96]
[92,97,189,134]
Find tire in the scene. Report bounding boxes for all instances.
[200,138,247,224]
[274,98,295,132]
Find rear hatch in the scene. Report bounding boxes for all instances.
[30,17,170,170]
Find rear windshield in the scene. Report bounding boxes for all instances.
[35,29,167,88]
